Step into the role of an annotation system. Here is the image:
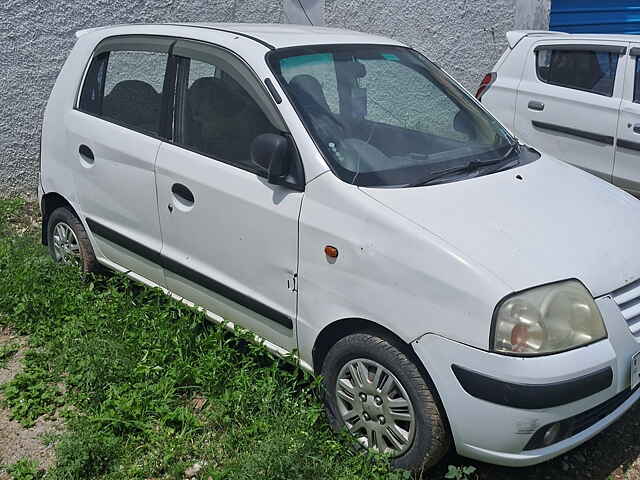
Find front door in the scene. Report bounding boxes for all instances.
[514,40,626,181]
[155,40,302,351]
[614,46,640,196]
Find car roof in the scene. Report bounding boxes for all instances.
[507,30,640,48]
[76,23,405,50]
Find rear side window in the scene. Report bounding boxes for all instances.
[79,49,168,135]
[536,47,620,96]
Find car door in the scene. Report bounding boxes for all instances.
[614,46,640,196]
[514,41,627,181]
[67,36,173,285]
[155,39,303,351]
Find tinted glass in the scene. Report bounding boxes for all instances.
[79,50,167,135]
[536,48,618,96]
[268,45,517,187]
[178,57,279,168]
[634,57,640,104]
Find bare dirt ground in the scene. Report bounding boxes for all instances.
[0,328,63,479]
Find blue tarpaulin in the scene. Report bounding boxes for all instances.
[550,0,640,34]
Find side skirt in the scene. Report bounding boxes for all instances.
[95,257,313,373]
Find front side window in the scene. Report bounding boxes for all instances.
[174,52,280,169]
[79,48,168,135]
[536,47,619,97]
[268,45,519,187]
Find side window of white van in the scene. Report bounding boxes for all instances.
[634,58,640,104]
[78,48,168,135]
[535,46,620,97]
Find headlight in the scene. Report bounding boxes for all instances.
[491,280,606,356]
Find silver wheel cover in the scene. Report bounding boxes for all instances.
[335,358,416,456]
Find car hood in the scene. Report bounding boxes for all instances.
[360,156,640,297]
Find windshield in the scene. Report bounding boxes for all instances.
[267,45,523,187]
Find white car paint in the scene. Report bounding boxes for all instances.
[39,23,640,468]
[482,30,640,195]
[362,156,640,299]
[155,141,302,352]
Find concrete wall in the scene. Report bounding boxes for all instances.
[0,0,548,197]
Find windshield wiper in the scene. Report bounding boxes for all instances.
[406,143,520,188]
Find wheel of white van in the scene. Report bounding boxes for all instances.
[47,207,99,273]
[321,332,450,471]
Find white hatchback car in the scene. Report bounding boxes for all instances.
[479,30,640,196]
[39,23,640,471]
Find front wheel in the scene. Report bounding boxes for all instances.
[321,332,450,471]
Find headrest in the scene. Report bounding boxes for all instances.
[289,74,330,112]
[188,77,245,117]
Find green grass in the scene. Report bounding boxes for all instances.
[0,198,413,480]
[0,342,20,368]
[5,459,44,480]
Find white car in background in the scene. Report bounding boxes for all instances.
[479,30,640,196]
[39,23,640,471]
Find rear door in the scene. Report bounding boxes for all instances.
[155,39,303,351]
[514,40,627,181]
[614,46,640,195]
[68,36,173,284]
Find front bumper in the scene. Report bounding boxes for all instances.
[412,295,640,467]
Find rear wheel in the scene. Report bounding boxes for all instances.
[321,332,449,471]
[47,207,100,273]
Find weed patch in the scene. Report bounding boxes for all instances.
[1,366,63,427]
[5,458,44,480]
[0,342,19,368]
[0,198,413,479]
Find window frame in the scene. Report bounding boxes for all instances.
[76,35,304,190]
[533,43,626,98]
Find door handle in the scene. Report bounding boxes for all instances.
[171,183,195,207]
[78,144,95,162]
[633,123,640,134]
[528,100,545,111]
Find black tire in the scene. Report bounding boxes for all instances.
[47,207,100,273]
[321,332,450,472]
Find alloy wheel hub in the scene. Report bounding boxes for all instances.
[52,222,81,266]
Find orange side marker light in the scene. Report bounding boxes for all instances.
[324,245,339,258]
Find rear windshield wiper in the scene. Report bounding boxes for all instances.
[406,143,520,188]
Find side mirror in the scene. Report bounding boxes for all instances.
[251,133,290,185]
[454,110,476,139]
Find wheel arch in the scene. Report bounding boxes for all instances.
[312,317,416,375]
[40,192,77,245]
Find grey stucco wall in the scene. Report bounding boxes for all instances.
[325,0,535,95]
[0,0,548,197]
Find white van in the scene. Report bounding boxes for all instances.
[479,30,640,196]
[39,23,640,471]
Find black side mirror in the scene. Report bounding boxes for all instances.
[454,110,476,139]
[251,133,291,185]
